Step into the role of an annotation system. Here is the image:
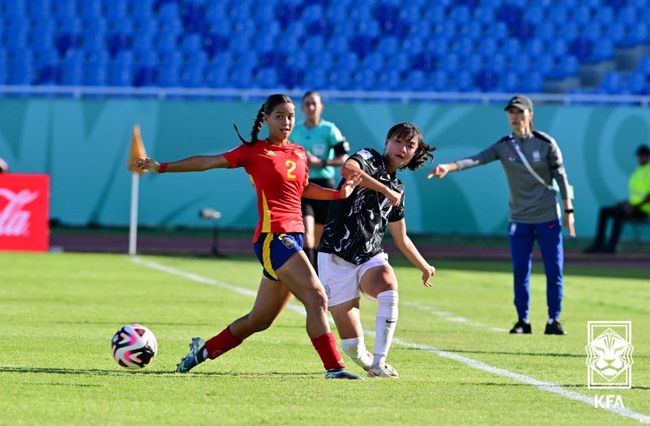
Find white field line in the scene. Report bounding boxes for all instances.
[131,256,650,424]
[403,301,510,333]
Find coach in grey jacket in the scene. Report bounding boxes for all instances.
[428,95,575,335]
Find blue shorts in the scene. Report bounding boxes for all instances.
[253,233,304,281]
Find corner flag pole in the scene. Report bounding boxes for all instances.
[127,125,147,257]
[129,172,139,256]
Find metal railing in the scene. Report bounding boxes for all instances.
[1,84,650,106]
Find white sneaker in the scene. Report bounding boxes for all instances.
[367,363,399,378]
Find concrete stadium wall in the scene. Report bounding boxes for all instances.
[1,97,647,238]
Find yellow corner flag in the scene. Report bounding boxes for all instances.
[128,125,148,175]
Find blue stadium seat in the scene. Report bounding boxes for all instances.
[377,70,400,91]
[132,0,155,23]
[80,0,102,21]
[283,51,307,70]
[637,57,650,75]
[53,0,76,23]
[522,71,543,92]
[411,52,437,73]
[230,68,254,89]
[361,52,384,72]
[402,35,425,55]
[309,51,333,71]
[158,64,180,87]
[327,70,352,91]
[181,61,205,88]
[601,72,625,93]
[456,70,475,92]
[591,40,614,62]
[61,51,83,85]
[27,0,50,22]
[205,62,228,88]
[1,0,647,95]
[403,70,426,91]
[251,67,279,89]
[109,55,134,87]
[134,66,157,87]
[627,73,646,95]
[335,51,359,72]
[107,32,132,58]
[8,52,34,84]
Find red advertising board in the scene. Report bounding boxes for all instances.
[0,174,50,252]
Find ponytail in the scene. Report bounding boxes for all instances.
[251,105,265,143]
[232,94,294,145]
[233,104,265,145]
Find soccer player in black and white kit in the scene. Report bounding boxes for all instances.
[318,123,436,378]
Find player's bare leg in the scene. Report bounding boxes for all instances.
[277,251,359,379]
[176,279,291,373]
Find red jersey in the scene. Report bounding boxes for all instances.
[223,139,308,242]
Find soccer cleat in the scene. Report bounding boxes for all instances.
[544,320,566,335]
[367,363,399,378]
[175,337,205,373]
[509,320,532,334]
[324,368,361,380]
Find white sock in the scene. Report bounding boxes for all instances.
[373,290,398,367]
[341,337,372,370]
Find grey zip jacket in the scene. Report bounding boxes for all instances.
[454,130,572,223]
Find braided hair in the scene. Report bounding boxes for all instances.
[385,122,435,171]
[234,94,294,144]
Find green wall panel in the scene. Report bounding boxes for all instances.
[0,98,645,238]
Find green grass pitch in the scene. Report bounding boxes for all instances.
[0,252,648,425]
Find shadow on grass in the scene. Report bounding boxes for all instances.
[0,366,319,378]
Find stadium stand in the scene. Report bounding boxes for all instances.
[0,0,649,95]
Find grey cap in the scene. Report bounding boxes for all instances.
[504,95,533,112]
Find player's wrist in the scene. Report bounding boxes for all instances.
[158,162,168,173]
[564,208,574,214]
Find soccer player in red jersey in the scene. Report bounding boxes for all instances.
[134,94,360,379]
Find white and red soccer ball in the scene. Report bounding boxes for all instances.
[111,323,158,369]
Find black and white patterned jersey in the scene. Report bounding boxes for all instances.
[319,148,405,265]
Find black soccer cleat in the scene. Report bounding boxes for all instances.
[544,320,566,335]
[325,368,361,380]
[509,320,532,334]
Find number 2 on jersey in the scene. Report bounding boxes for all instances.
[285,160,296,179]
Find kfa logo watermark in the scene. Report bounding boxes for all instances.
[586,321,634,389]
[586,321,633,409]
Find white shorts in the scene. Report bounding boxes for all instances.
[318,252,390,307]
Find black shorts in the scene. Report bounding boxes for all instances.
[302,178,335,224]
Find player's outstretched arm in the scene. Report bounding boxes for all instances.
[341,158,402,206]
[388,219,435,287]
[427,162,458,179]
[133,155,230,173]
[303,172,361,200]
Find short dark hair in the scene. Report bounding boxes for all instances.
[302,90,321,101]
[636,144,650,157]
[385,123,435,170]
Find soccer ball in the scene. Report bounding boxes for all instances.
[111,323,158,369]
